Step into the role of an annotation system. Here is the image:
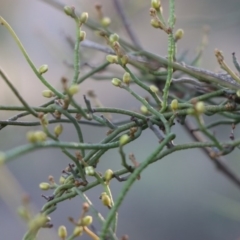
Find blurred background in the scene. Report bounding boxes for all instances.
[1,0,240,239]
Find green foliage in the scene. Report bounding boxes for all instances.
[1,0,240,239]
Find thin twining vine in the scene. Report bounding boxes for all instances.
[1,0,240,239]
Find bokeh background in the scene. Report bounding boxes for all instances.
[1,0,240,239]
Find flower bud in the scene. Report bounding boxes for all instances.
[111,78,122,87]
[34,131,47,142]
[151,19,161,28]
[123,72,131,84]
[26,131,36,143]
[106,55,118,64]
[85,166,95,176]
[58,225,67,239]
[38,64,48,75]
[120,55,128,66]
[170,99,178,111]
[80,12,88,23]
[174,29,184,41]
[100,192,112,209]
[82,202,89,212]
[149,85,159,93]
[119,134,129,146]
[109,33,119,43]
[151,0,161,10]
[79,31,86,41]
[101,17,111,27]
[195,101,205,114]
[104,169,113,182]
[59,176,66,185]
[54,124,63,137]
[81,216,92,226]
[42,90,54,98]
[17,206,30,221]
[140,105,148,115]
[68,84,79,95]
[64,6,76,18]
[39,182,50,190]
[73,226,83,237]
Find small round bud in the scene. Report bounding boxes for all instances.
[26,131,36,143]
[104,169,113,182]
[79,31,86,41]
[100,192,112,209]
[151,19,161,28]
[101,17,111,27]
[151,0,161,10]
[111,78,122,87]
[106,55,118,64]
[73,226,83,237]
[109,33,119,43]
[140,105,149,115]
[170,99,178,111]
[120,55,128,66]
[80,12,88,23]
[39,182,50,190]
[42,90,54,98]
[64,6,76,18]
[149,85,159,93]
[123,72,131,84]
[81,216,93,226]
[54,124,63,137]
[195,101,205,114]
[17,206,30,221]
[174,29,184,41]
[34,131,47,142]
[38,64,48,75]
[85,166,95,176]
[119,134,129,146]
[58,225,67,239]
[59,176,66,185]
[68,84,79,95]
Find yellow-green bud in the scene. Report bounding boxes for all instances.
[104,169,113,182]
[119,134,129,146]
[39,182,50,190]
[140,105,148,115]
[26,131,36,143]
[109,33,119,43]
[170,99,178,111]
[64,6,76,18]
[149,85,159,93]
[58,225,67,239]
[40,114,48,127]
[0,152,6,165]
[151,0,161,10]
[80,12,88,23]
[106,55,118,64]
[34,131,47,142]
[151,19,161,28]
[68,84,79,95]
[79,31,86,41]
[73,226,83,237]
[54,124,63,137]
[59,176,66,185]
[17,206,30,221]
[174,29,184,41]
[111,78,122,87]
[101,17,111,27]
[38,64,48,75]
[85,166,95,176]
[42,90,54,98]
[123,72,131,84]
[120,55,128,66]
[81,216,92,226]
[100,192,112,209]
[195,101,205,114]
